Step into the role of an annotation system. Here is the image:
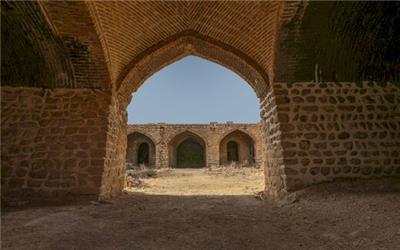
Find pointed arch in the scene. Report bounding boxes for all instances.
[218,128,257,145]
[219,129,255,166]
[126,132,156,168]
[168,130,207,168]
[117,31,270,107]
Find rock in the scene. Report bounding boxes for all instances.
[277,193,298,207]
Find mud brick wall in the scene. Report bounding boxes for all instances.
[1,87,111,203]
[273,82,400,191]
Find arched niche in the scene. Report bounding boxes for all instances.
[126,132,156,168]
[219,130,255,166]
[168,131,206,168]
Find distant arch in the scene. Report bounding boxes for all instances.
[126,132,156,168]
[168,131,206,168]
[219,130,255,166]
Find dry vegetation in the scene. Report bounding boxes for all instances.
[126,167,264,196]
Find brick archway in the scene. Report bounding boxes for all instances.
[116,31,270,108]
[105,32,290,198]
[168,131,207,168]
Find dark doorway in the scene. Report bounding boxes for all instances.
[176,138,205,168]
[249,143,255,163]
[138,142,150,165]
[227,141,239,162]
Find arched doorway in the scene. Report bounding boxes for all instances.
[176,138,205,168]
[227,141,239,162]
[126,132,156,168]
[137,142,150,165]
[168,131,206,168]
[114,33,275,198]
[107,32,285,198]
[220,130,255,166]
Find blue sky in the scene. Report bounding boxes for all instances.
[127,56,260,124]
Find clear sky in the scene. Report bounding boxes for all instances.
[127,56,260,124]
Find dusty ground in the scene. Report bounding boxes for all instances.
[2,168,400,250]
[126,167,265,195]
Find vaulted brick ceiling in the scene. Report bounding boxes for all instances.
[1,1,74,88]
[85,1,283,85]
[2,1,399,89]
[275,1,400,83]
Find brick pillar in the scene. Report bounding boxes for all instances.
[156,127,169,168]
[156,142,168,168]
[206,135,219,167]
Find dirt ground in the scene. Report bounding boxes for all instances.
[126,168,265,195]
[2,168,400,250]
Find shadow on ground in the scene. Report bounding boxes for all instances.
[2,178,400,250]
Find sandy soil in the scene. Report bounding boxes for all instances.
[2,168,400,250]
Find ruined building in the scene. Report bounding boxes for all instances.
[1,1,400,204]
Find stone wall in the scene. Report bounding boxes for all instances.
[127,123,264,169]
[99,94,126,200]
[273,82,400,191]
[2,82,399,203]
[1,87,111,203]
[260,88,287,196]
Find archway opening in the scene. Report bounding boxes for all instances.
[176,138,205,168]
[126,132,156,169]
[220,130,256,167]
[168,131,207,169]
[127,56,260,124]
[118,34,276,197]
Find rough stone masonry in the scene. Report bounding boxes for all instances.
[2,1,400,204]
